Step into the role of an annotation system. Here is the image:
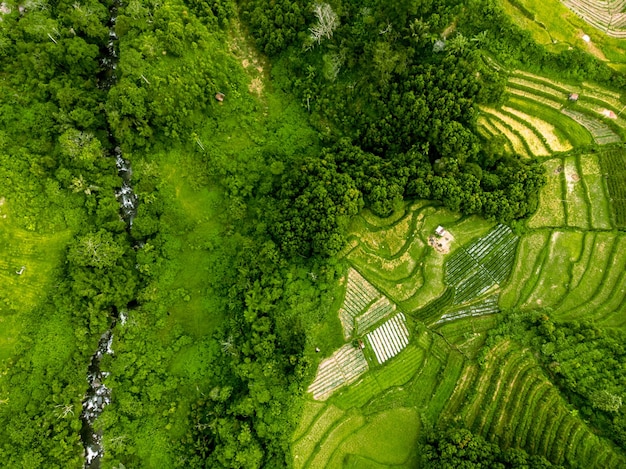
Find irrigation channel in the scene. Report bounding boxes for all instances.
[80,2,138,467]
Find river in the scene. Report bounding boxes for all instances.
[79,1,138,467]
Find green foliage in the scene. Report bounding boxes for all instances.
[423,427,563,468]
[488,312,626,450]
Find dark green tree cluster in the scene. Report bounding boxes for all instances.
[423,427,563,468]
[237,0,548,256]
[0,0,139,466]
[487,312,626,451]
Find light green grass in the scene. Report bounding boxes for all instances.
[528,159,565,228]
[305,414,366,469]
[506,96,593,147]
[520,230,583,310]
[293,405,345,469]
[502,0,626,64]
[563,156,589,228]
[329,408,420,468]
[499,231,549,309]
[0,213,72,361]
[579,154,613,230]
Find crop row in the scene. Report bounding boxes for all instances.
[355,296,395,335]
[442,341,626,466]
[307,344,369,400]
[561,108,621,144]
[366,313,410,364]
[445,224,518,304]
[598,149,626,227]
[339,268,382,338]
[563,0,626,36]
[436,294,499,324]
[506,76,624,144]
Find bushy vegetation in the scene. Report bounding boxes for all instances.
[2,0,626,466]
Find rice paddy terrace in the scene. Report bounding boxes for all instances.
[293,72,626,468]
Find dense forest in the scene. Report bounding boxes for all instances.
[0,0,625,467]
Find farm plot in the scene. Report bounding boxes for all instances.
[308,343,370,400]
[563,155,590,228]
[338,268,382,339]
[528,158,565,228]
[355,296,395,335]
[479,113,530,156]
[366,313,410,365]
[440,341,626,467]
[562,0,626,37]
[598,147,626,227]
[481,107,550,156]
[579,154,613,229]
[519,230,584,310]
[436,294,500,324]
[506,96,593,147]
[561,108,621,144]
[501,105,572,152]
[445,224,519,304]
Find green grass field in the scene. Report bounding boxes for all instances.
[0,200,72,362]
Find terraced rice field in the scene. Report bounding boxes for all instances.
[479,69,625,153]
[298,135,626,466]
[441,341,625,467]
[562,0,626,37]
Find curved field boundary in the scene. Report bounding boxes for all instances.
[480,113,530,156]
[554,231,617,315]
[292,405,345,468]
[520,231,584,310]
[506,95,593,147]
[482,106,550,156]
[502,104,573,152]
[558,234,626,321]
[561,108,621,144]
[303,414,365,469]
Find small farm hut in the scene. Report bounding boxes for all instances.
[568,93,579,102]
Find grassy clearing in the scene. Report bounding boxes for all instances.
[528,159,565,228]
[579,153,613,229]
[563,155,590,228]
[521,231,583,310]
[0,212,72,361]
[499,230,550,310]
[328,408,420,468]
